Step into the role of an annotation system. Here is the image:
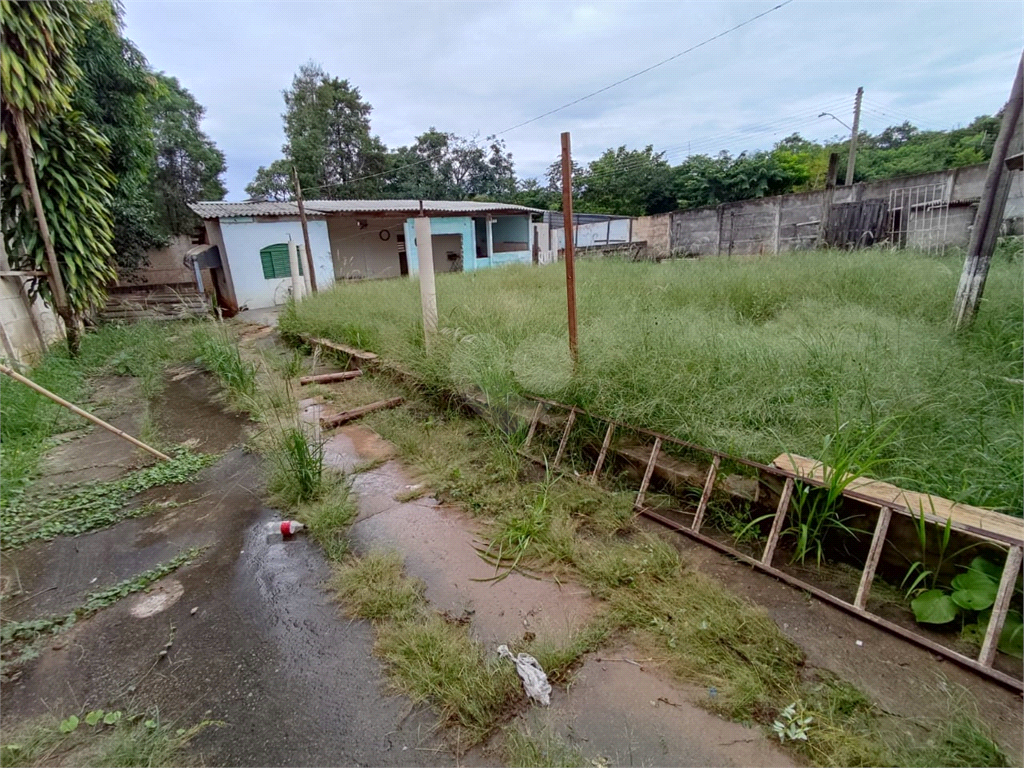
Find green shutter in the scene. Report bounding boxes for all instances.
[259,243,302,279]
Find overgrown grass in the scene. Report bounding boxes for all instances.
[0,322,194,505]
[280,249,1023,514]
[502,725,586,768]
[191,324,257,400]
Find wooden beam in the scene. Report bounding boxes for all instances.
[761,477,794,566]
[298,370,362,386]
[302,335,378,361]
[634,437,661,509]
[691,455,721,532]
[0,363,171,461]
[855,506,892,610]
[553,408,576,467]
[638,506,1023,692]
[590,422,615,483]
[320,397,404,429]
[523,402,543,449]
[979,545,1024,667]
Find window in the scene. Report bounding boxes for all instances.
[259,243,303,279]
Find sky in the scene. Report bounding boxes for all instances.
[123,0,1023,201]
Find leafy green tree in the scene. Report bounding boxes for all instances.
[150,74,227,235]
[385,129,516,200]
[1,0,118,352]
[72,5,165,279]
[578,145,674,216]
[511,178,558,210]
[245,158,293,202]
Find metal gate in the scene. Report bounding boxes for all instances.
[887,182,950,255]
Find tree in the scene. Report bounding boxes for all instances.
[511,178,558,210]
[1,0,118,352]
[578,145,674,216]
[150,74,227,235]
[245,159,293,202]
[279,62,387,199]
[72,4,165,279]
[385,129,516,200]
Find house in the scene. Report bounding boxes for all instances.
[187,199,543,313]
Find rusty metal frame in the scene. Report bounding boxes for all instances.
[518,394,1024,692]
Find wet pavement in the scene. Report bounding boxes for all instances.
[1,371,452,767]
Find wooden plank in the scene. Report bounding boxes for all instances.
[690,455,721,532]
[773,453,1024,545]
[304,335,378,361]
[638,506,1023,692]
[298,370,362,386]
[634,438,661,509]
[855,506,892,610]
[553,408,576,467]
[590,422,615,483]
[979,546,1024,667]
[523,402,543,449]
[320,397,403,429]
[761,476,794,565]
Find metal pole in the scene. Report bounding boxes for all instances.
[845,87,863,186]
[292,167,318,293]
[560,132,579,364]
[414,214,438,350]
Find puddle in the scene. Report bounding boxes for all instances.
[152,368,247,453]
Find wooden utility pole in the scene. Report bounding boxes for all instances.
[845,87,863,186]
[292,167,318,293]
[414,212,438,350]
[13,113,75,351]
[953,53,1024,329]
[560,132,579,364]
[817,152,841,247]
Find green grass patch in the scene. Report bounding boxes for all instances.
[190,324,257,401]
[332,550,425,623]
[280,250,1023,514]
[1,450,219,550]
[502,724,587,768]
[0,708,218,768]
[295,479,356,562]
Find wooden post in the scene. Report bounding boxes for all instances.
[0,363,171,461]
[691,455,721,532]
[761,477,794,565]
[414,214,438,350]
[298,370,362,385]
[288,238,303,301]
[634,437,661,509]
[13,112,74,350]
[560,132,579,364]
[979,545,1024,667]
[292,167,318,293]
[817,153,841,247]
[854,506,892,610]
[845,87,863,186]
[320,397,405,429]
[591,422,616,483]
[553,409,576,467]
[953,52,1024,329]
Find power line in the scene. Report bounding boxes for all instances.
[493,0,795,136]
[289,0,796,198]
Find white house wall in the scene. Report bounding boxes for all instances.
[219,218,333,310]
[327,216,406,280]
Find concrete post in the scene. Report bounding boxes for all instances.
[288,238,303,302]
[298,244,313,297]
[414,217,438,350]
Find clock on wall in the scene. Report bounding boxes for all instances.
[379,229,391,241]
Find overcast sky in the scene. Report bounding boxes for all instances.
[124,0,1022,201]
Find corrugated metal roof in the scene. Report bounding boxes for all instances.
[190,199,541,220]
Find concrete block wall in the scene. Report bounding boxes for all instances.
[0,278,62,365]
[632,214,670,255]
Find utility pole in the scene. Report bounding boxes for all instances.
[560,132,579,365]
[817,152,841,247]
[845,87,863,186]
[953,52,1024,329]
[414,207,438,351]
[292,167,318,293]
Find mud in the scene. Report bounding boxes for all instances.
[153,368,247,453]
